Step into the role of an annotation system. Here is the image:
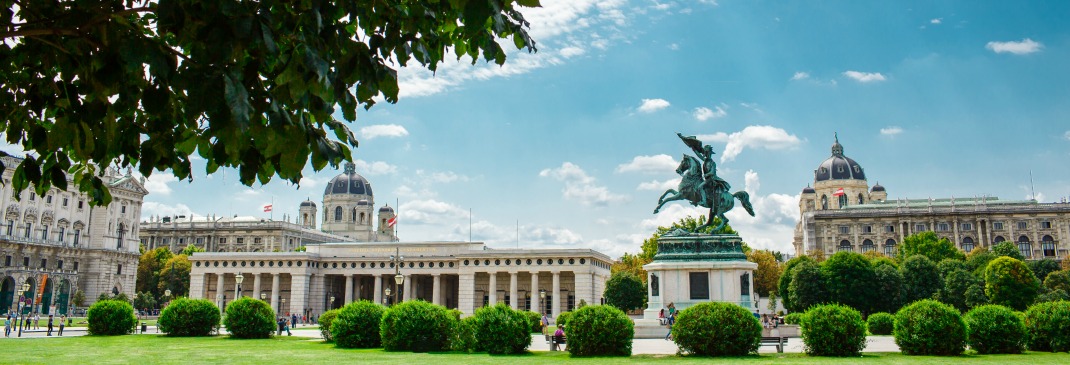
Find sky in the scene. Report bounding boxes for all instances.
[15,1,1070,258]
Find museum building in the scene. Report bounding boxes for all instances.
[793,136,1070,260]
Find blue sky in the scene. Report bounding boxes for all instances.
[56,1,1070,257]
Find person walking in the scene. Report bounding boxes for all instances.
[33,313,40,330]
[46,315,54,336]
[4,315,10,337]
[58,315,66,336]
[291,313,298,328]
[284,318,292,336]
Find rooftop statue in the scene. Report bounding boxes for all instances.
[653,133,755,234]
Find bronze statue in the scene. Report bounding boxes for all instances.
[653,133,755,233]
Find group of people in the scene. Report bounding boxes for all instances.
[760,313,783,328]
[540,313,567,351]
[659,302,677,340]
[4,313,66,337]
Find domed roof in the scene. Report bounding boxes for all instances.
[871,182,885,192]
[325,162,374,197]
[379,204,394,213]
[814,134,866,182]
[300,199,317,207]
[802,186,816,194]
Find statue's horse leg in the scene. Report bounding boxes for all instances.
[653,189,680,214]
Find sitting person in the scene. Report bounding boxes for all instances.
[552,326,566,351]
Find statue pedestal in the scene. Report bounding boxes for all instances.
[635,234,757,338]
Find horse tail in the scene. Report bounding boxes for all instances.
[734,191,756,217]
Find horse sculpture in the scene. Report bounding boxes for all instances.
[653,154,755,233]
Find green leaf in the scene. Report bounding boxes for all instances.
[224,73,252,128]
[515,0,541,7]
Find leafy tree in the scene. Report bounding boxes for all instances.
[900,255,942,304]
[821,251,876,314]
[158,255,192,298]
[984,257,1041,311]
[787,260,826,312]
[613,215,736,287]
[1044,269,1070,294]
[805,249,827,263]
[898,232,965,263]
[603,272,645,312]
[180,244,205,256]
[937,269,983,312]
[0,0,539,205]
[136,247,173,299]
[72,289,86,307]
[746,250,781,297]
[1028,259,1061,284]
[966,248,998,276]
[133,291,158,311]
[777,256,814,312]
[964,285,989,309]
[937,259,968,278]
[991,242,1024,261]
[872,264,904,314]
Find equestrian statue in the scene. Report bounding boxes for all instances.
[653,133,755,233]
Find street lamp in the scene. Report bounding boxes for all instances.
[329,296,335,310]
[235,273,245,299]
[281,298,287,315]
[18,283,29,337]
[260,292,267,302]
[384,287,392,305]
[539,289,546,315]
[390,248,405,305]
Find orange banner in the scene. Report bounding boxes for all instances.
[36,274,48,304]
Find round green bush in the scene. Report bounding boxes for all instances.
[451,316,479,352]
[866,312,894,335]
[564,305,633,357]
[801,304,867,356]
[157,298,220,336]
[223,297,276,339]
[672,302,761,356]
[331,301,384,348]
[985,257,1041,311]
[380,300,455,352]
[318,309,341,342]
[473,303,532,354]
[784,312,804,325]
[893,299,966,355]
[87,299,137,335]
[555,311,572,328]
[522,310,542,333]
[1023,300,1070,352]
[964,305,1026,354]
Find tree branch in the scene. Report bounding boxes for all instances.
[0,28,82,39]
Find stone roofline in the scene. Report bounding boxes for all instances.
[809,201,1070,219]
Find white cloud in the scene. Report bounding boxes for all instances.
[417,170,469,183]
[539,162,628,206]
[986,38,1043,55]
[559,46,585,58]
[930,18,942,24]
[715,125,802,162]
[1063,131,1070,141]
[880,126,904,136]
[693,105,727,121]
[141,201,194,220]
[697,132,730,143]
[354,160,397,175]
[652,2,671,11]
[791,72,810,81]
[1028,192,1047,203]
[399,199,469,225]
[360,124,409,139]
[638,98,671,113]
[668,43,679,51]
[843,70,887,83]
[616,154,678,174]
[637,178,679,191]
[142,174,178,195]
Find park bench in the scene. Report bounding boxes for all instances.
[760,335,786,353]
[545,333,567,351]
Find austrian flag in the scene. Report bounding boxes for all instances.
[388,216,398,227]
[833,188,845,197]
[263,204,273,212]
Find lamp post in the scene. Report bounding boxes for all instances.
[235,273,245,299]
[539,289,546,315]
[164,289,172,308]
[383,287,392,305]
[329,296,335,310]
[390,248,405,305]
[281,298,287,315]
[18,283,29,337]
[260,292,267,302]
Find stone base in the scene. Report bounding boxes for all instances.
[634,318,672,339]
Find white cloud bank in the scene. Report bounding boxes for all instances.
[843,71,886,83]
[354,160,398,175]
[616,154,677,174]
[698,125,801,162]
[360,124,409,139]
[791,72,810,81]
[986,38,1042,55]
[638,98,671,113]
[693,105,727,121]
[880,126,903,136]
[539,162,627,206]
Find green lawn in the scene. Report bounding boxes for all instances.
[0,335,1066,365]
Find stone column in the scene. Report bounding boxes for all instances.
[373,275,383,305]
[252,273,262,301]
[458,273,475,316]
[189,273,206,299]
[487,272,497,306]
[551,272,561,318]
[432,274,442,306]
[509,272,518,309]
[290,274,310,317]
[531,272,540,314]
[270,273,280,315]
[344,275,354,304]
[403,275,413,302]
[575,271,593,307]
[216,273,226,313]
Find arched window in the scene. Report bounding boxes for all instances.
[352,208,357,222]
[1017,235,1031,258]
[961,237,975,253]
[302,213,308,225]
[884,239,896,257]
[1041,235,1056,257]
[334,207,343,221]
[359,212,366,224]
[994,236,1005,243]
[821,195,828,210]
[117,223,125,248]
[838,194,848,209]
[838,240,852,252]
[857,193,865,205]
[861,239,874,253]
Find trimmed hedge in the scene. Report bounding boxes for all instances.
[223,297,276,339]
[87,299,137,336]
[380,300,455,352]
[318,309,341,342]
[157,298,220,336]
[866,312,894,335]
[801,304,867,356]
[1023,300,1070,352]
[784,312,804,325]
[522,310,542,333]
[894,299,966,355]
[473,303,532,355]
[672,302,761,356]
[331,301,384,348]
[451,316,479,352]
[564,305,633,357]
[964,305,1026,354]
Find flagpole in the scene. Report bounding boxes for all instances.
[270,195,274,221]
[396,198,400,242]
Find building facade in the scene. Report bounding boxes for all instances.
[1,157,146,315]
[320,162,396,241]
[188,241,612,318]
[793,136,1070,260]
[139,215,351,253]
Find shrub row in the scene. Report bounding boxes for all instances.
[158,298,220,336]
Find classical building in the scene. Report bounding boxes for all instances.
[320,162,396,241]
[139,215,351,253]
[1,156,146,315]
[188,241,613,318]
[793,136,1070,260]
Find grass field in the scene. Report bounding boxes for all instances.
[0,335,1066,365]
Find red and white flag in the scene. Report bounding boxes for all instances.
[833,188,845,197]
[263,204,273,212]
[388,216,398,227]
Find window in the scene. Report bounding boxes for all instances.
[5,220,12,235]
[937,223,950,232]
[838,194,848,208]
[334,206,343,221]
[117,264,123,275]
[77,200,84,209]
[993,221,1004,230]
[1041,236,1056,257]
[219,237,227,244]
[862,239,875,253]
[1017,236,1031,258]
[1017,221,1028,230]
[40,259,47,269]
[121,205,126,214]
[29,194,34,201]
[1041,221,1052,229]
[73,229,80,245]
[862,225,873,234]
[884,239,897,257]
[58,260,63,269]
[236,237,244,244]
[117,223,125,248]
[73,262,79,271]
[24,223,32,238]
[178,238,185,244]
[838,240,852,252]
[162,238,169,244]
[885,225,895,233]
[914,223,926,232]
[838,226,850,234]
[254,237,262,244]
[196,237,204,244]
[4,256,10,266]
[821,195,828,210]
[961,223,973,231]
[689,272,710,300]
[23,257,30,267]
[994,236,1005,243]
[46,195,52,204]
[57,227,64,243]
[41,225,48,240]
[62,197,68,207]
[857,193,864,205]
[961,237,975,253]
